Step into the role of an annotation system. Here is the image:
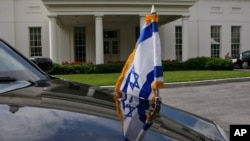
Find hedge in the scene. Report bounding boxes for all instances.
[48,57,234,75]
[205,58,234,70]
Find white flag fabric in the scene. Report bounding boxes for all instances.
[115,5,164,141]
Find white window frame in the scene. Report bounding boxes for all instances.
[29,27,42,57]
[175,26,182,61]
[231,26,241,57]
[211,26,221,58]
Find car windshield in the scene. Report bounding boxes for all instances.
[242,51,250,56]
[0,40,49,82]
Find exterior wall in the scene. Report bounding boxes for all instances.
[1,0,250,63]
[14,0,50,57]
[159,23,178,60]
[111,22,137,62]
[0,0,50,57]
[0,0,15,45]
[162,0,250,60]
[57,17,137,63]
[196,0,250,57]
[59,23,96,63]
[58,26,71,62]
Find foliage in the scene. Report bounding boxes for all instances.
[205,58,234,70]
[49,62,125,75]
[184,57,211,70]
[48,57,234,75]
[162,60,186,71]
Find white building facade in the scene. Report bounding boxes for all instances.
[161,0,250,61]
[0,0,250,64]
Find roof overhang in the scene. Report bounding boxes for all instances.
[42,0,197,25]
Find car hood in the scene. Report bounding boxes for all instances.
[0,78,228,141]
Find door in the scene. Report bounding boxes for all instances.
[103,30,120,63]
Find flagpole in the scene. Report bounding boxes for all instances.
[152,3,162,119]
[136,5,163,141]
[136,93,161,141]
[151,4,162,104]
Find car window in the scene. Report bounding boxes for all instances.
[0,48,25,71]
[242,51,250,56]
[0,41,49,82]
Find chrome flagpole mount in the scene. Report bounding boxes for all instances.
[155,96,162,105]
[155,88,162,104]
[151,89,162,119]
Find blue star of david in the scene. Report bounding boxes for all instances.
[124,104,135,119]
[129,65,140,90]
[124,96,136,119]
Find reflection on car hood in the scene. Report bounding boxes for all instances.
[0,78,228,141]
[0,81,32,93]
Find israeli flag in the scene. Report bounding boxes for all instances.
[115,5,163,101]
[115,5,164,141]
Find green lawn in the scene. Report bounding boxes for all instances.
[54,70,250,86]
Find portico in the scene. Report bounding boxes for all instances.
[42,0,197,64]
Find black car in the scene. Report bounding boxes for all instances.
[232,50,250,69]
[0,38,229,141]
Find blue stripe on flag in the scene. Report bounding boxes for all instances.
[137,98,150,123]
[138,66,163,99]
[154,66,163,77]
[139,70,154,99]
[138,22,158,44]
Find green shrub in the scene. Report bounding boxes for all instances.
[48,62,125,74]
[48,63,61,74]
[97,63,125,73]
[48,57,233,75]
[162,61,185,71]
[184,57,211,70]
[205,58,234,70]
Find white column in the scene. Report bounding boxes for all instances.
[139,15,145,30]
[48,15,58,63]
[95,15,104,64]
[182,15,190,61]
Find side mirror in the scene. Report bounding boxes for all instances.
[30,56,53,72]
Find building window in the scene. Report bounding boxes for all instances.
[74,27,86,62]
[29,27,42,57]
[103,30,120,55]
[210,6,222,13]
[211,26,221,58]
[231,26,241,57]
[175,26,182,61]
[231,7,242,14]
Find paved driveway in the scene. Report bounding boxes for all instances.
[160,81,250,135]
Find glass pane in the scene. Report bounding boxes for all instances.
[231,26,240,56]
[103,30,120,56]
[74,27,86,62]
[112,41,118,54]
[175,26,182,61]
[104,41,110,54]
[211,26,221,57]
[29,27,42,56]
